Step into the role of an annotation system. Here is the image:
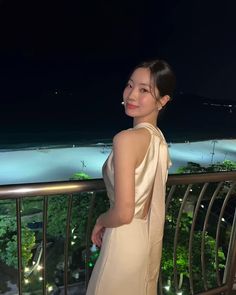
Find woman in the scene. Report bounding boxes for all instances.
[86,59,176,295]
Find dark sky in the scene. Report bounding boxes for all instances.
[0,0,236,138]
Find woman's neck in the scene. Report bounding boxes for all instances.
[133,118,157,128]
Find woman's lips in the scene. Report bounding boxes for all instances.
[126,103,139,109]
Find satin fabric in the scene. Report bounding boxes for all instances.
[86,122,171,295]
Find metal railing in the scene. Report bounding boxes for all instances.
[0,172,235,295]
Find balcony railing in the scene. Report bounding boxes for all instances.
[0,172,235,295]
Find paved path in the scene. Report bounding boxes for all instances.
[0,139,236,185]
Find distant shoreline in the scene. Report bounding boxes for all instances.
[0,135,235,153]
[1,124,235,151]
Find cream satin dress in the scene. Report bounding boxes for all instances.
[86,122,171,295]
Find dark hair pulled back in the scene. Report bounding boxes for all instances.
[135,59,176,99]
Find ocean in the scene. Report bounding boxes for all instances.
[0,99,235,185]
[0,94,235,150]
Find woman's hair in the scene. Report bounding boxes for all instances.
[135,59,176,99]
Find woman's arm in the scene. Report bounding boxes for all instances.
[91,130,137,246]
[97,130,137,227]
[91,128,151,246]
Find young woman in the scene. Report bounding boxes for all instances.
[86,59,176,295]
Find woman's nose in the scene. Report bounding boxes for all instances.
[126,88,137,100]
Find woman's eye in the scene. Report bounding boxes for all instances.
[140,88,149,93]
[126,83,132,88]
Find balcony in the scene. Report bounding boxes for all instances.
[0,171,235,295]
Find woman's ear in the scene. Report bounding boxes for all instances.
[159,95,171,108]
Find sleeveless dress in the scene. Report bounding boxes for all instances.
[86,122,171,295]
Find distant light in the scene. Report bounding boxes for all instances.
[179,198,182,202]
[48,285,53,292]
[39,276,43,281]
[73,272,79,279]
[201,204,204,208]
[24,278,30,284]
[71,241,75,245]
[24,267,30,272]
[221,218,226,222]
[37,265,43,271]
[164,285,170,291]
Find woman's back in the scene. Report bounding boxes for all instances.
[87,122,170,295]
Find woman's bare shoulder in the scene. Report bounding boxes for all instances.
[113,128,151,148]
[112,128,151,167]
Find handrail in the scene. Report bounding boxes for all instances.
[167,171,236,184]
[0,179,105,199]
[0,171,235,295]
[0,171,236,199]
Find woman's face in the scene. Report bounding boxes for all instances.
[123,67,161,120]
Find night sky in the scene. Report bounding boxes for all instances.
[0,1,236,142]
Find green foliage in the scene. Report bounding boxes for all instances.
[70,172,91,180]
[47,195,68,238]
[162,211,226,292]
[46,190,109,247]
[162,181,227,293]
[46,171,109,276]
[46,171,94,241]
[21,228,36,267]
[0,216,36,269]
[177,162,205,174]
[207,159,236,172]
[47,172,109,247]
[177,160,236,174]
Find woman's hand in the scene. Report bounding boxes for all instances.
[91,217,106,247]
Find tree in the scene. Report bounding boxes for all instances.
[162,208,226,293]
[0,216,35,268]
[46,171,109,275]
[47,171,109,245]
[176,160,236,174]
[161,160,235,293]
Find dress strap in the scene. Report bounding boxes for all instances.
[134,122,166,142]
[134,122,171,168]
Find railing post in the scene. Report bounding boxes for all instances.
[215,183,236,287]
[85,192,96,288]
[42,197,48,295]
[173,184,192,293]
[16,198,23,295]
[64,194,73,295]
[224,206,236,295]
